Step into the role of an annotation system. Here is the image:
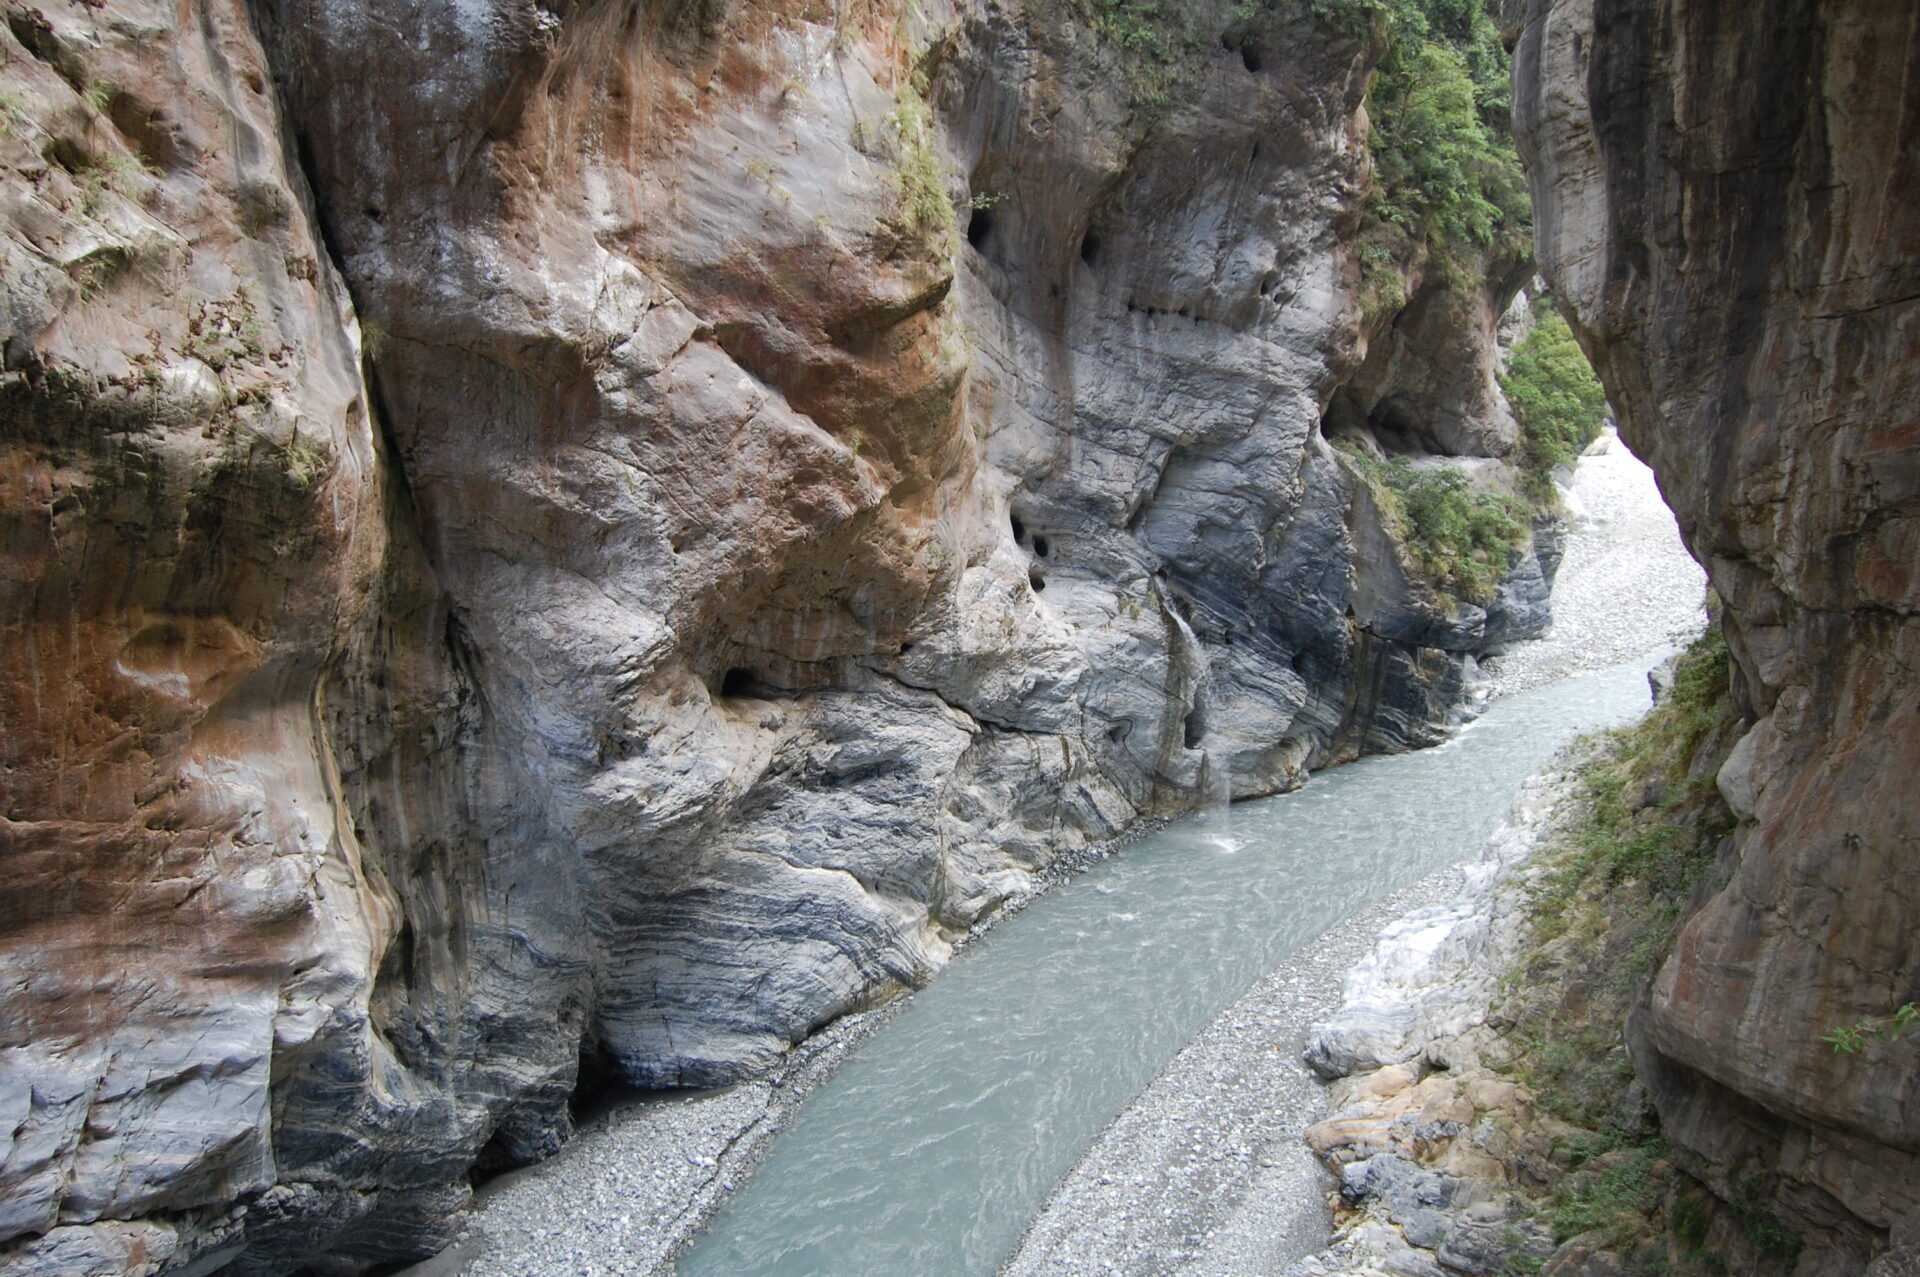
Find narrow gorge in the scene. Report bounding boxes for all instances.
[0,0,1913,1275]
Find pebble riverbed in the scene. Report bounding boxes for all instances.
[403,433,1706,1277]
[1001,430,1707,1275]
[1483,428,1708,695]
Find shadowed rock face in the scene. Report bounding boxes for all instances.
[2,0,1552,1270]
[1516,0,1920,1265]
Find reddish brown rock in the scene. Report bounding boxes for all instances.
[1516,0,1920,1262]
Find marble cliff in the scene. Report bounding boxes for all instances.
[1,0,1552,1269]
[1516,0,1920,1269]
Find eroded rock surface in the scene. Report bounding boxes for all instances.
[1516,0,1920,1262]
[3,1,1557,1269]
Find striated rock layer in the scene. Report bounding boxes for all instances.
[1,1,1552,1270]
[1516,0,1920,1268]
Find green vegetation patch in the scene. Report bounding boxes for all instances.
[885,80,952,242]
[1547,1140,1669,1246]
[1349,0,1531,323]
[1484,621,1808,1272]
[1058,0,1207,109]
[1501,309,1609,501]
[1345,448,1529,603]
[1822,1001,1920,1055]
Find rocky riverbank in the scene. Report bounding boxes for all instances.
[1284,757,1596,1277]
[399,436,1703,1277]
[1003,859,1489,1277]
[1006,437,1705,1275]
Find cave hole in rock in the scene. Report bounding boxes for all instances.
[967,205,995,251]
[1241,42,1264,73]
[1079,230,1101,267]
[899,641,914,656]
[1010,512,1026,544]
[1184,703,1208,749]
[1032,534,1050,558]
[719,667,756,697]
[1029,567,1047,592]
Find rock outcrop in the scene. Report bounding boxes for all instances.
[1,1,1555,1269]
[1516,0,1920,1267]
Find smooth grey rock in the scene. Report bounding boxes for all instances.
[1435,1218,1551,1275]
[1714,721,1762,822]
[1341,1155,1462,1215]
[1646,652,1681,703]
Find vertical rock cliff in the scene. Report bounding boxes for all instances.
[2,1,1551,1269]
[1517,0,1920,1268]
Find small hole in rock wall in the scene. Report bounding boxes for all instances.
[967,206,995,251]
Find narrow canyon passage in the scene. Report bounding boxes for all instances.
[427,441,1705,1277]
[670,658,1661,1276]
[4,0,1914,1269]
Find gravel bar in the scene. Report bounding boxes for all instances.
[1483,428,1708,696]
[1001,861,1479,1277]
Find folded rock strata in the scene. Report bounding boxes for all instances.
[2,1,1559,1269]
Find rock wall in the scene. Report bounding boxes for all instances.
[1,1,1551,1270]
[1516,0,1920,1267]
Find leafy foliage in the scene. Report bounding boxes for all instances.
[1502,309,1610,499]
[1348,450,1529,602]
[1064,0,1203,109]
[1822,1001,1920,1055]
[1547,1141,1668,1245]
[1349,0,1531,317]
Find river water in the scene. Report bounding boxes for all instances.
[677,656,1663,1277]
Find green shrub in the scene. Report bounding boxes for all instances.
[1822,1001,1919,1055]
[1547,1141,1666,1244]
[1352,0,1531,297]
[1065,0,1202,109]
[1502,309,1609,499]
[1732,1177,1803,1262]
[1350,451,1529,602]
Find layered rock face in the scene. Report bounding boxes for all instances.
[1,1,1550,1270]
[1517,0,1920,1267]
